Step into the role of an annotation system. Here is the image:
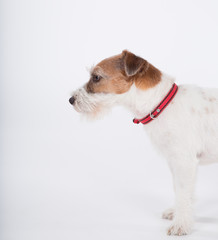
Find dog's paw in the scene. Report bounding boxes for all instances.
[167,223,191,236]
[162,208,174,220]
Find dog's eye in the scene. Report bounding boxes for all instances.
[93,75,102,82]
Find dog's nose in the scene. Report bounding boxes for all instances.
[69,96,75,105]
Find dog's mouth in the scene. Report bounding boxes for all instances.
[71,103,83,113]
[69,87,101,114]
[73,101,94,114]
[69,87,116,118]
[69,97,92,114]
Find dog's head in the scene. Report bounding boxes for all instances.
[69,50,161,118]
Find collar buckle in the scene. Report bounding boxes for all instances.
[133,83,178,125]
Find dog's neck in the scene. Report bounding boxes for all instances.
[120,73,175,119]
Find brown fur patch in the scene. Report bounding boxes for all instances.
[134,63,161,90]
[122,50,149,76]
[86,53,132,94]
[201,91,217,102]
[191,107,195,113]
[86,51,161,94]
[205,107,209,114]
[209,97,216,102]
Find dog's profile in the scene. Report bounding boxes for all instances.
[69,50,218,235]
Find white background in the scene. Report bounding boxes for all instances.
[1,0,218,239]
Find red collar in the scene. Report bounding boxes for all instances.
[133,83,178,125]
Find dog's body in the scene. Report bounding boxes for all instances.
[69,51,218,235]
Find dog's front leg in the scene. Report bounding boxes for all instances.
[167,158,197,236]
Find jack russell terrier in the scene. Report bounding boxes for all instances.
[69,50,218,236]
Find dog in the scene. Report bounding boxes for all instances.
[69,50,218,235]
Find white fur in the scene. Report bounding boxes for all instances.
[72,87,118,119]
[72,73,218,235]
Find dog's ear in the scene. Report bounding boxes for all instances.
[122,50,149,77]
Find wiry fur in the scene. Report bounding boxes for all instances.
[72,87,117,119]
[69,51,218,236]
